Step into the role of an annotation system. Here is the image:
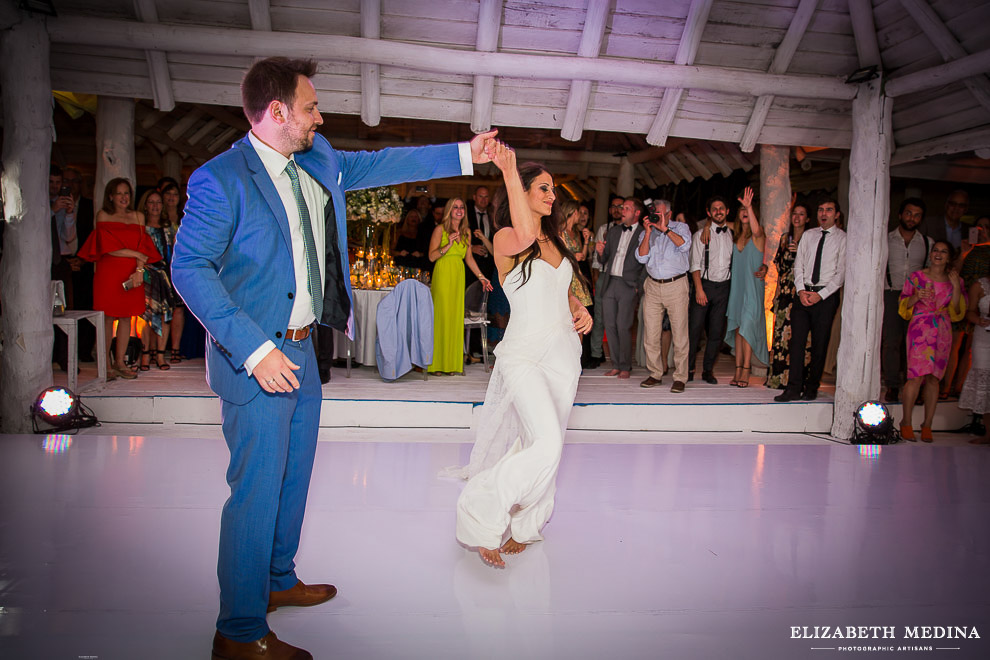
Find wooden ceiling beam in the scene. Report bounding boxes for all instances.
[886,47,990,98]
[695,140,734,178]
[560,0,610,142]
[898,0,990,115]
[627,137,689,165]
[664,152,695,182]
[187,117,221,146]
[47,16,858,101]
[196,104,250,132]
[677,145,713,180]
[646,0,714,146]
[360,0,381,127]
[891,125,990,165]
[655,160,682,184]
[470,0,501,133]
[207,127,239,153]
[847,0,881,68]
[167,107,203,141]
[134,123,208,159]
[133,0,175,111]
[247,0,272,32]
[739,0,820,153]
[716,142,755,172]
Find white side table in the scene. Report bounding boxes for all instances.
[53,310,107,392]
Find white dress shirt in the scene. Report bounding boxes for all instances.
[609,225,638,277]
[689,223,733,282]
[886,228,928,291]
[793,225,846,300]
[244,131,330,374]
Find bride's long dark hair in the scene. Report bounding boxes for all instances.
[492,162,588,289]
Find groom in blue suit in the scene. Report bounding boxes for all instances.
[172,57,495,660]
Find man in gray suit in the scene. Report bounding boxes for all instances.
[595,198,647,378]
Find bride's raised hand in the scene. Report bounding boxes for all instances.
[491,141,516,174]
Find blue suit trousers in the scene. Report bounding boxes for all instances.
[216,334,322,642]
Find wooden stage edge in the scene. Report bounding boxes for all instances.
[57,360,971,435]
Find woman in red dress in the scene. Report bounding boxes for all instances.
[78,178,161,380]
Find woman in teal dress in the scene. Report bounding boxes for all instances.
[724,187,768,387]
[427,198,492,374]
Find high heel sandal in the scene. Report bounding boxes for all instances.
[155,349,171,371]
[138,350,151,371]
[920,426,934,443]
[730,366,743,386]
[737,366,751,388]
[170,348,182,364]
[900,424,916,441]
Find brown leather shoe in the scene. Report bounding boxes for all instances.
[212,631,312,660]
[268,580,337,613]
[640,376,661,388]
[670,380,685,393]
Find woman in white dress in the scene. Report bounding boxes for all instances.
[453,142,592,567]
[958,274,990,444]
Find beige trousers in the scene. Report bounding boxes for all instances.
[643,275,690,382]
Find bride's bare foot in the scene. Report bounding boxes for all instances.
[500,538,527,555]
[479,547,504,567]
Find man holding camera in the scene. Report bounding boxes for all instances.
[636,199,691,393]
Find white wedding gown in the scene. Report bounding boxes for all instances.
[452,257,582,550]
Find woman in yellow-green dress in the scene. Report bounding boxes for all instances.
[427,198,493,374]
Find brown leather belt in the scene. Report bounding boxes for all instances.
[285,325,312,341]
[649,272,687,284]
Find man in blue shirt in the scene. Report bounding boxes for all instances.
[636,199,692,393]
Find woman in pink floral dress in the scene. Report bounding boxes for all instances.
[899,240,966,442]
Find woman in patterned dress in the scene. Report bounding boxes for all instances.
[763,198,813,389]
[899,241,966,442]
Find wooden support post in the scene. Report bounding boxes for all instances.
[360,0,381,127]
[95,96,136,206]
[833,79,892,439]
[617,157,634,198]
[594,176,610,231]
[163,150,183,183]
[0,11,54,431]
[759,145,792,355]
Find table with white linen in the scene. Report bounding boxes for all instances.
[333,288,391,366]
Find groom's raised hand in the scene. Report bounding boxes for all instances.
[470,129,499,164]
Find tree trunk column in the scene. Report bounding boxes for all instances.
[94,96,136,206]
[759,145,791,367]
[833,79,892,439]
[162,150,183,184]
[593,176,610,232]
[0,12,53,432]
[617,157,634,198]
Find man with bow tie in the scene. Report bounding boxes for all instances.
[596,198,647,378]
[688,196,733,384]
[467,185,495,280]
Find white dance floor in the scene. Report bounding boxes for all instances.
[2,430,988,659]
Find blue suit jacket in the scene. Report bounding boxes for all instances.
[172,133,463,405]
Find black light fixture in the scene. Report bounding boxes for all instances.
[852,401,898,445]
[845,65,880,84]
[31,386,98,433]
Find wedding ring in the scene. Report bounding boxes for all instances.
[266,378,276,384]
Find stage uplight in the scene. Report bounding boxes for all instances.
[31,387,98,433]
[852,401,898,445]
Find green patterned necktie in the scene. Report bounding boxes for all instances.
[283,160,323,322]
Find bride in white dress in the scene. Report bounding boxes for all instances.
[452,142,592,567]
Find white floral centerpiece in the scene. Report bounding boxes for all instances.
[345,186,405,288]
